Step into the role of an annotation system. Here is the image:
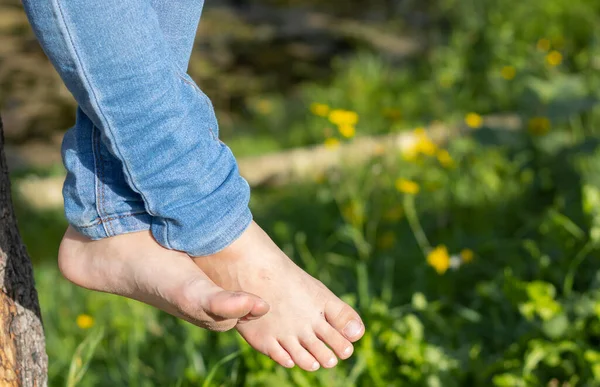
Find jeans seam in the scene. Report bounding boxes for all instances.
[91,124,110,237]
[79,211,149,229]
[53,0,168,246]
[95,130,116,237]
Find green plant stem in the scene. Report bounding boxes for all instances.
[403,194,432,256]
[563,241,596,297]
[357,260,370,309]
[202,350,245,387]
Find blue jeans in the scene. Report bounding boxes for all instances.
[22,0,253,256]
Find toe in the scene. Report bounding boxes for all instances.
[324,300,365,342]
[265,339,295,368]
[300,334,338,369]
[314,320,354,360]
[207,290,269,320]
[279,337,321,372]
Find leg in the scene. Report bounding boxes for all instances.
[23,0,365,368]
[24,0,267,331]
[22,0,249,256]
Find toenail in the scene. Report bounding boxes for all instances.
[326,357,338,367]
[284,359,295,368]
[343,320,363,338]
[311,361,320,371]
[343,346,353,357]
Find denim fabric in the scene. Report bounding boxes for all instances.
[22,0,253,256]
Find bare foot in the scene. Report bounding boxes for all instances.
[194,221,365,371]
[58,227,270,331]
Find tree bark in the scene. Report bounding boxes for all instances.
[0,114,48,386]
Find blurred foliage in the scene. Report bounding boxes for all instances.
[6,0,600,385]
[20,124,600,385]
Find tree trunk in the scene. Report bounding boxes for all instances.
[0,114,48,386]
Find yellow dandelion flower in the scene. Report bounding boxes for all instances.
[437,149,455,168]
[338,124,356,139]
[416,137,437,156]
[383,206,403,222]
[413,127,426,137]
[501,66,516,80]
[546,51,563,66]
[324,137,340,150]
[465,113,483,129]
[401,128,437,160]
[427,245,450,275]
[328,109,359,126]
[76,314,94,329]
[528,117,551,136]
[402,147,419,162]
[395,178,420,195]
[377,231,396,250]
[310,103,330,117]
[537,38,551,52]
[460,248,474,263]
[256,99,273,115]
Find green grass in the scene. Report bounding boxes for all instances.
[11,0,600,384]
[16,124,600,386]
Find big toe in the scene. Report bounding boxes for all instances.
[207,290,270,320]
[324,300,365,342]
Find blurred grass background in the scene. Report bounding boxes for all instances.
[4,0,600,385]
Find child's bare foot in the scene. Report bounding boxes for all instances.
[58,227,269,331]
[194,221,365,371]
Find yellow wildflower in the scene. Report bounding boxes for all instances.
[402,147,419,162]
[537,38,551,52]
[546,51,563,66]
[256,99,273,115]
[427,245,450,275]
[413,127,426,137]
[402,128,437,161]
[460,248,474,263]
[328,109,359,126]
[437,149,455,168]
[383,206,403,222]
[501,66,516,80]
[310,103,330,117]
[377,231,396,250]
[528,117,551,136]
[338,124,356,139]
[465,113,483,129]
[395,178,420,195]
[324,137,340,149]
[415,135,437,156]
[76,314,94,329]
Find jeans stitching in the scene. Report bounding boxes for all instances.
[95,131,115,237]
[91,124,110,237]
[79,212,149,229]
